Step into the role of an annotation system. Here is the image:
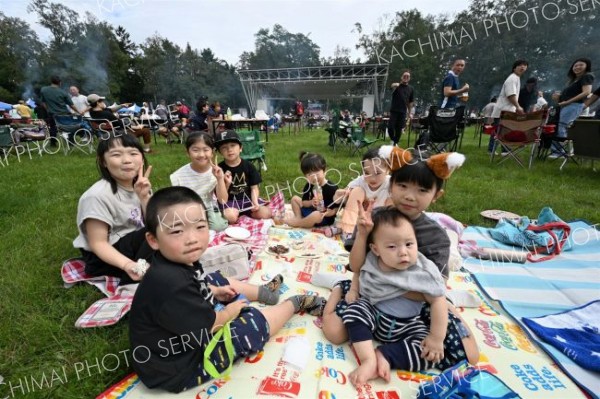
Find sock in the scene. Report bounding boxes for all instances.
[258,274,283,305]
[287,295,326,316]
[310,272,344,289]
[446,290,481,308]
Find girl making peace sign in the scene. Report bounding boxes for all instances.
[73,133,154,285]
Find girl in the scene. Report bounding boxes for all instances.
[285,152,339,229]
[550,58,594,156]
[321,147,478,359]
[170,132,229,231]
[73,133,153,284]
[337,147,391,240]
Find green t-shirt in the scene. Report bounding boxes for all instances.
[40,85,74,115]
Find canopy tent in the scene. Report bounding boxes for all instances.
[117,104,141,114]
[0,101,13,111]
[238,64,389,116]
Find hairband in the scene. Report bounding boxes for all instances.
[378,145,465,180]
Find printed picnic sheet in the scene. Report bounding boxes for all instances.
[98,227,587,399]
[462,220,600,399]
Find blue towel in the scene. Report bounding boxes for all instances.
[523,300,600,372]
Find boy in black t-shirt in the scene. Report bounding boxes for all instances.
[129,187,326,393]
[215,130,271,223]
[285,152,339,229]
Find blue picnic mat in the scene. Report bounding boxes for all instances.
[462,221,600,398]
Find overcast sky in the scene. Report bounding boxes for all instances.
[3,0,470,64]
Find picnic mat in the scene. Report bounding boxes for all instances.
[462,220,600,398]
[97,226,587,399]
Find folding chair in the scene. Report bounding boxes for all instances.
[419,106,464,154]
[53,114,94,154]
[0,125,15,157]
[348,125,381,156]
[325,112,351,152]
[491,110,546,169]
[237,130,266,174]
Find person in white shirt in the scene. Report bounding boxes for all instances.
[488,60,529,152]
[69,86,90,117]
[533,91,548,111]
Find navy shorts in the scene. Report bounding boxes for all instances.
[219,197,267,216]
[183,306,270,390]
[301,206,335,227]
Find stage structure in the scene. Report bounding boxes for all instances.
[237,64,389,117]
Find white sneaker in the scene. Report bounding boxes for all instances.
[548,153,560,159]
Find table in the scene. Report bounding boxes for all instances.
[368,117,389,138]
[282,116,301,135]
[210,118,270,142]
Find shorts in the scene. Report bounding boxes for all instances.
[219,197,267,216]
[183,307,270,390]
[301,207,335,227]
[420,304,469,370]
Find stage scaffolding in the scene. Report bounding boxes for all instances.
[237,64,389,115]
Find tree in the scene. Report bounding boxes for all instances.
[0,12,44,102]
[238,24,321,69]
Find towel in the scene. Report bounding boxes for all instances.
[523,300,600,372]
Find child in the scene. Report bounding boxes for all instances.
[321,147,480,347]
[215,130,271,223]
[337,147,392,238]
[170,132,229,231]
[129,186,326,393]
[73,132,153,285]
[285,152,339,229]
[341,207,474,386]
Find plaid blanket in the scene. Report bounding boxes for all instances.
[61,192,285,328]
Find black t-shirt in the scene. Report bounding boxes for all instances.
[129,252,216,392]
[89,109,124,129]
[301,180,339,225]
[390,84,414,113]
[518,87,537,110]
[219,159,261,201]
[560,73,595,103]
[594,86,600,96]
[189,112,208,130]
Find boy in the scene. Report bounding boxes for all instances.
[129,187,325,392]
[215,130,271,223]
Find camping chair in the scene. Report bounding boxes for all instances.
[419,106,465,154]
[348,125,381,156]
[325,112,350,152]
[53,114,94,154]
[238,130,267,175]
[490,109,546,169]
[10,120,48,145]
[0,125,15,157]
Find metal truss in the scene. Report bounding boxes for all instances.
[238,64,389,115]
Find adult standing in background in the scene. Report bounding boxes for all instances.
[388,70,414,146]
[481,97,497,124]
[40,76,81,143]
[518,77,538,113]
[440,59,470,109]
[552,58,594,140]
[69,86,90,117]
[488,60,529,153]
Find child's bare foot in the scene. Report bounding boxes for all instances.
[349,358,379,387]
[375,348,391,383]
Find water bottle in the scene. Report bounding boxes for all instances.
[313,183,325,212]
[226,107,232,120]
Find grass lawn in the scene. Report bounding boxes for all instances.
[0,125,598,397]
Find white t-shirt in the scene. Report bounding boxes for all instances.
[73,180,144,251]
[533,96,548,111]
[170,163,218,209]
[70,94,90,117]
[492,73,521,118]
[347,175,390,208]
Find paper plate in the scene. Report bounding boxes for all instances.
[480,209,521,221]
[224,226,251,240]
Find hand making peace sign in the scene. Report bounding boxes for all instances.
[356,199,374,237]
[134,164,153,203]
